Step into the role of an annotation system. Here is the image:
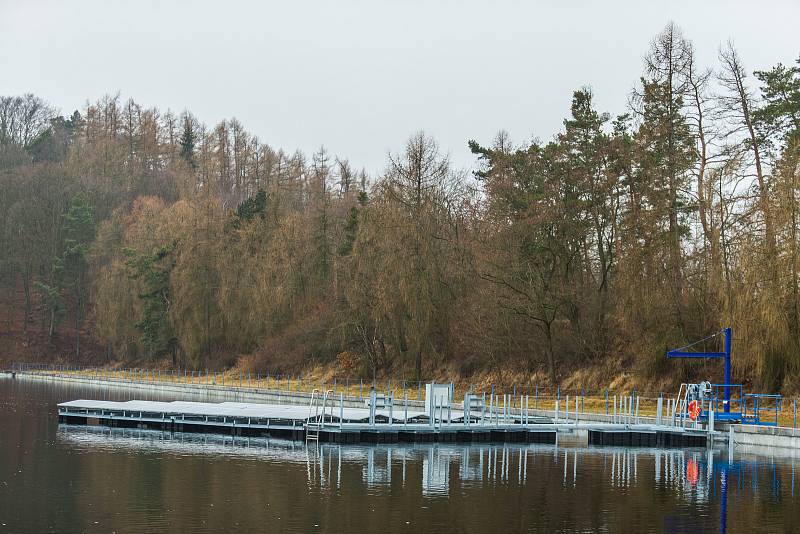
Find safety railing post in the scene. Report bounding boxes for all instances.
[404,393,408,428]
[524,395,529,427]
[370,388,377,427]
[613,395,617,424]
[656,396,663,426]
[581,388,585,415]
[464,393,471,428]
[429,390,435,428]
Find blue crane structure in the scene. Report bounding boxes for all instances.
[667,327,732,413]
[666,327,781,426]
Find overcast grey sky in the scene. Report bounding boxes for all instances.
[2,0,798,174]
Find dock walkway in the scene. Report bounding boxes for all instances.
[58,398,710,447]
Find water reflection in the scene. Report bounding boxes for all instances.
[58,424,796,504]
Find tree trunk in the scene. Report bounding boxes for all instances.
[22,271,31,340]
[48,308,55,340]
[788,153,800,336]
[75,295,80,359]
[543,321,557,386]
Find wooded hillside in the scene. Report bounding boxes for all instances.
[2,24,799,391]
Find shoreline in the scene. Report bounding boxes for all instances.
[7,370,800,452]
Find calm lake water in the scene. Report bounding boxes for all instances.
[1,376,798,533]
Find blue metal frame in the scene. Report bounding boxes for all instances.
[684,385,782,426]
[742,394,782,426]
[667,329,782,426]
[667,327,732,412]
[703,384,744,422]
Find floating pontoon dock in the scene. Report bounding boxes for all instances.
[58,398,711,447]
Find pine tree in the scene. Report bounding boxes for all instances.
[34,194,95,355]
[337,191,367,256]
[235,188,267,223]
[125,243,177,361]
[755,56,800,144]
[179,116,196,168]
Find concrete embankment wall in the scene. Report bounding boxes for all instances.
[733,424,800,452]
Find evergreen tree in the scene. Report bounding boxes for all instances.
[235,188,267,223]
[310,147,332,287]
[338,191,368,256]
[35,194,95,353]
[125,243,178,361]
[179,116,196,168]
[27,111,80,163]
[63,194,94,356]
[557,89,618,356]
[755,56,800,144]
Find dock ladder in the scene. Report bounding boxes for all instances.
[306,389,334,442]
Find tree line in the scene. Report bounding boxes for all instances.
[1,24,799,390]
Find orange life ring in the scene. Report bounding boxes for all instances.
[688,400,701,420]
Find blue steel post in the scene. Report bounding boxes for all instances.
[724,327,732,413]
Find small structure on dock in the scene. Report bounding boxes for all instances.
[667,327,782,427]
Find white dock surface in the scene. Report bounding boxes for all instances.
[58,399,452,423]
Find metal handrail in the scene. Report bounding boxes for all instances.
[307,389,320,422]
[306,389,323,441]
[309,389,335,429]
[743,393,782,426]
